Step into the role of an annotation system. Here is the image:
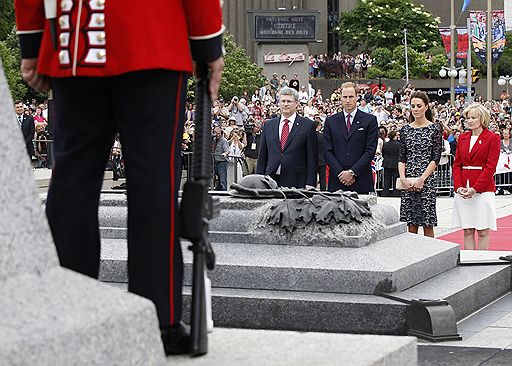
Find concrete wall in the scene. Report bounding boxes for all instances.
[257,43,310,88]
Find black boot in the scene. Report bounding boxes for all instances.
[161,321,191,355]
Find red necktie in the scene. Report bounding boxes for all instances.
[281,119,290,151]
[346,113,351,132]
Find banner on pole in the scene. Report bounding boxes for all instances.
[492,10,506,64]
[470,11,488,64]
[457,28,469,60]
[439,27,451,58]
[470,11,506,65]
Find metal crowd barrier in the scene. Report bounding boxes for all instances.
[375,155,455,196]
[376,154,512,196]
[42,143,512,195]
[32,139,53,168]
[182,151,246,189]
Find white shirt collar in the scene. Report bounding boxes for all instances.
[280,113,297,124]
[344,110,356,120]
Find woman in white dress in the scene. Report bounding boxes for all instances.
[227,130,244,189]
[452,103,501,250]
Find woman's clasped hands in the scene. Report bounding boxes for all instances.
[457,187,476,199]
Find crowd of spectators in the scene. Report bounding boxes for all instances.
[309,52,373,79]
[22,72,512,195]
[179,75,512,193]
[15,98,50,168]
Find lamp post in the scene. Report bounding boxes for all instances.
[498,76,512,97]
[450,0,456,104]
[439,67,467,103]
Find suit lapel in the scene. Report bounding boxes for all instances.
[283,116,303,151]
[338,113,349,139]
[459,133,470,159]
[469,129,488,158]
[271,117,281,149]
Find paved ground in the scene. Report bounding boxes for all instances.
[35,169,512,364]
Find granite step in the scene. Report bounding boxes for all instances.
[167,328,417,366]
[101,264,510,336]
[185,287,410,335]
[179,265,510,334]
[393,264,512,321]
[99,234,459,294]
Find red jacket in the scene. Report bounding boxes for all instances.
[452,128,500,193]
[14,0,224,77]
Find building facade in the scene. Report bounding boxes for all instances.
[223,0,505,62]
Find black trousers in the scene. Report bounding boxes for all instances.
[382,167,399,197]
[46,70,187,328]
[318,165,326,191]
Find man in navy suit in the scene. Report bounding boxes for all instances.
[14,100,35,158]
[257,87,317,188]
[323,82,378,193]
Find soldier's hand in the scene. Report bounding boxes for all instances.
[208,57,224,100]
[21,58,50,92]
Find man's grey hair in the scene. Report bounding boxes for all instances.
[280,87,299,102]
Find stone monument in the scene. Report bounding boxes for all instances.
[0,61,165,365]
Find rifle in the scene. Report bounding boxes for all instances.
[180,63,218,356]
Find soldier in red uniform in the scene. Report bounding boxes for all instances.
[15,0,224,355]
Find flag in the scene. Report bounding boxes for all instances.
[439,27,451,57]
[462,0,471,13]
[457,28,469,59]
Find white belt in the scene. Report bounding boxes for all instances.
[462,166,482,170]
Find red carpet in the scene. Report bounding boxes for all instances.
[438,214,512,250]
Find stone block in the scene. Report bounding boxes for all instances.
[1,268,164,366]
[169,328,417,366]
[397,264,511,320]
[99,233,459,295]
[0,59,165,365]
[182,287,409,335]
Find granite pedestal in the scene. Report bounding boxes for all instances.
[91,193,509,337]
[0,61,165,365]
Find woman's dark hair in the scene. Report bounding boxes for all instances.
[378,125,388,138]
[388,130,397,140]
[409,91,433,123]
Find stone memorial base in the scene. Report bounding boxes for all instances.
[94,193,511,337]
[0,61,165,365]
[1,268,165,366]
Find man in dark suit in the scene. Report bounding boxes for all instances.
[14,100,35,158]
[381,130,400,197]
[323,82,378,193]
[257,87,317,188]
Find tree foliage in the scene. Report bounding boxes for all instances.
[0,27,27,101]
[337,0,441,52]
[0,0,15,41]
[187,33,266,101]
[219,33,266,100]
[369,45,445,79]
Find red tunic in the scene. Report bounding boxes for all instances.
[452,128,500,193]
[15,0,224,77]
